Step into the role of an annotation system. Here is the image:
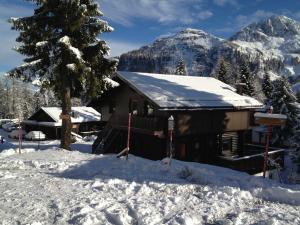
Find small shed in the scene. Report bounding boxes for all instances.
[23,107,101,139]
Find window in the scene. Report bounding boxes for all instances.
[129,99,138,115]
[144,101,154,116]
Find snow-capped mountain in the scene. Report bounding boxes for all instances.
[118,28,223,76]
[231,15,300,78]
[118,15,300,87]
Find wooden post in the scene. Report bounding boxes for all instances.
[263,125,272,178]
[254,108,287,178]
[263,107,273,178]
[18,118,22,154]
[38,131,40,150]
[126,113,132,160]
[168,115,175,165]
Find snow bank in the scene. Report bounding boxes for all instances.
[53,152,300,206]
[163,159,300,205]
[0,148,36,158]
[255,186,300,205]
[0,149,299,224]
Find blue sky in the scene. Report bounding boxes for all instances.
[1,0,300,74]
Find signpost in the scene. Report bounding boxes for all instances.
[18,118,22,154]
[254,108,287,178]
[168,115,175,165]
[126,113,132,160]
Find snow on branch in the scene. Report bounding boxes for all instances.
[58,36,83,62]
[7,59,42,82]
[36,41,48,47]
[66,63,77,72]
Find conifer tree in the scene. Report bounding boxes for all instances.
[239,62,255,96]
[0,79,6,118]
[296,90,300,103]
[175,58,187,75]
[216,59,229,84]
[270,77,298,145]
[262,71,273,102]
[8,0,117,150]
[291,125,300,173]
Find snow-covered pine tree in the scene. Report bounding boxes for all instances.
[228,63,239,85]
[216,59,229,84]
[262,71,273,102]
[2,78,12,119]
[270,77,299,145]
[291,124,300,173]
[296,90,300,103]
[8,0,117,150]
[0,79,6,118]
[0,77,35,120]
[34,89,60,112]
[239,62,255,97]
[20,85,35,120]
[175,58,187,75]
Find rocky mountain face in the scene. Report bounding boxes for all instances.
[230,15,300,77]
[118,28,223,76]
[118,15,300,93]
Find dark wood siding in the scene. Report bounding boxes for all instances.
[174,111,250,136]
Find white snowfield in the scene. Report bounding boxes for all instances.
[0,146,299,225]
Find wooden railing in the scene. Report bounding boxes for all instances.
[217,145,285,174]
[110,114,166,132]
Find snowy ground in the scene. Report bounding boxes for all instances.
[0,129,300,225]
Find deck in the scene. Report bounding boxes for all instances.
[216,144,285,174]
[110,115,166,137]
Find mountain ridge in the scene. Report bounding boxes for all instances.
[118,15,300,89]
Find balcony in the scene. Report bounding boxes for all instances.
[109,114,166,137]
[216,144,285,174]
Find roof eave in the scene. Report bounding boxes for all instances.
[116,71,161,108]
[41,107,60,122]
[157,105,264,111]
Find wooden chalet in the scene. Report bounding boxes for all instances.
[92,71,285,174]
[23,107,101,139]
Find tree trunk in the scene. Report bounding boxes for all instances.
[60,77,72,150]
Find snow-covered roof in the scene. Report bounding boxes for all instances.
[117,71,263,109]
[254,112,287,120]
[24,107,100,126]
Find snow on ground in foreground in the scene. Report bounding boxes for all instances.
[0,147,299,225]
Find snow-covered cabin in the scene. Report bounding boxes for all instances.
[23,107,101,139]
[91,71,284,174]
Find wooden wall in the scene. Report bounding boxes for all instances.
[97,83,167,122]
[174,111,250,136]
